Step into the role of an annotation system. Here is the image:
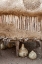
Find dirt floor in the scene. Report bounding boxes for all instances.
[0,47,42,64]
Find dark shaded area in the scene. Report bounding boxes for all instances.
[19,39,40,53]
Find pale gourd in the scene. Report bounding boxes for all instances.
[29,50,37,59]
[19,44,28,57]
[0,43,6,50]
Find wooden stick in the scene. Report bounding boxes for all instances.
[15,40,20,56]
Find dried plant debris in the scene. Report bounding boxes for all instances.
[23,0,41,10]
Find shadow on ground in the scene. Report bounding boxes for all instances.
[0,47,42,64]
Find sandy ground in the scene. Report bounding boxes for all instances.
[0,47,42,64]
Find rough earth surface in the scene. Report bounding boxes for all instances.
[0,47,42,64]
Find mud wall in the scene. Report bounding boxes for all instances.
[0,15,42,39]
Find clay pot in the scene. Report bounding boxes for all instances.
[29,50,37,59]
[19,44,28,57]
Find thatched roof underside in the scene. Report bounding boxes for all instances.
[0,0,42,16]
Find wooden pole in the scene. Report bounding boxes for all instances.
[15,40,20,56]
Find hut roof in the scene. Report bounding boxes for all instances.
[0,0,42,16]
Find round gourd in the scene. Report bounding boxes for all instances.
[29,50,37,59]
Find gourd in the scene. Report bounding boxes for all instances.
[19,44,28,57]
[29,50,37,59]
[0,43,6,50]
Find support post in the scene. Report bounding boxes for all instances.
[15,40,20,56]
